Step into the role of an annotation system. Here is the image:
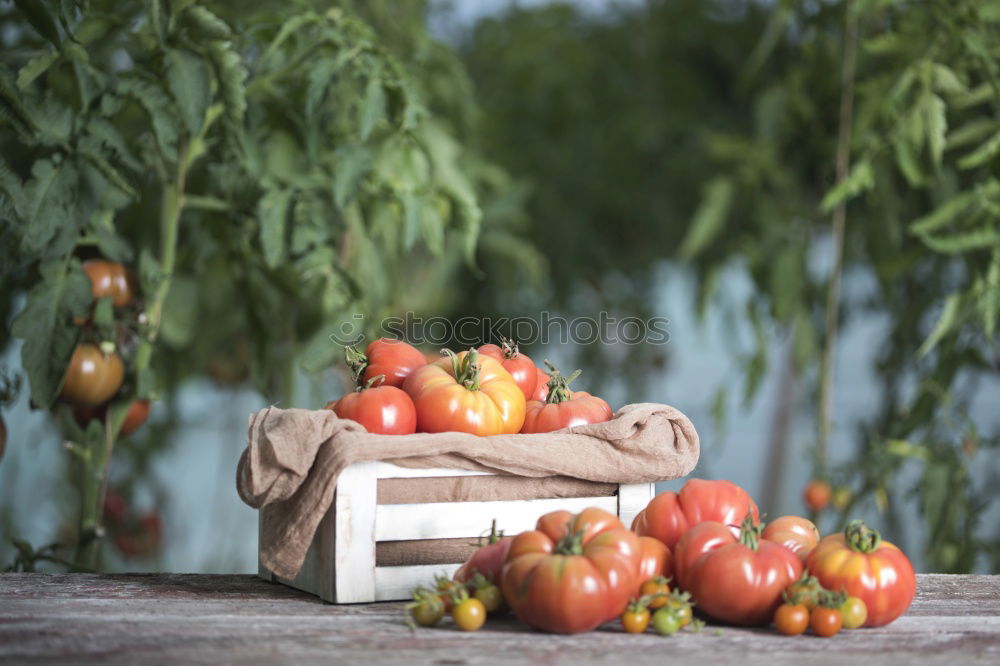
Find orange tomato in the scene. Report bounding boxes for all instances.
[520,365,612,433]
[635,536,673,597]
[803,480,832,511]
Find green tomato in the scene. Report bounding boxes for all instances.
[653,608,681,636]
[840,596,868,629]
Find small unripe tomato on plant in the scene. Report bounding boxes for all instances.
[59,344,124,407]
[82,259,136,308]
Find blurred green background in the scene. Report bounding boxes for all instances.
[1,0,998,574]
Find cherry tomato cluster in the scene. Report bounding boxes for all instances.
[325,337,613,436]
[406,572,504,632]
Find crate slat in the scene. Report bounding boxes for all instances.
[374,495,619,541]
[617,482,655,528]
[373,563,462,602]
[374,462,494,479]
[333,461,377,603]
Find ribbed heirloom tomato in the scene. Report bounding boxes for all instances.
[326,377,416,435]
[761,515,820,563]
[520,364,612,433]
[478,338,538,401]
[531,367,550,401]
[502,507,641,634]
[454,521,512,585]
[635,535,673,595]
[59,344,124,407]
[632,478,760,550]
[403,349,525,435]
[345,338,426,389]
[807,520,916,627]
[674,515,803,625]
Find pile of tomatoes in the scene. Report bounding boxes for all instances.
[325,337,613,436]
[407,478,917,637]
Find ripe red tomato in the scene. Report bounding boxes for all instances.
[59,344,124,407]
[774,602,809,635]
[478,339,538,401]
[83,259,135,308]
[454,521,512,585]
[346,338,426,389]
[632,478,759,551]
[635,536,673,596]
[810,605,842,637]
[807,520,916,627]
[520,365,612,433]
[403,349,525,435]
[502,507,641,634]
[531,367,550,401]
[74,399,151,437]
[326,382,416,435]
[761,515,820,563]
[803,479,832,511]
[674,516,803,625]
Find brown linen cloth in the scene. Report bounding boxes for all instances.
[237,403,699,579]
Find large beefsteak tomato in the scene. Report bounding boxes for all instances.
[632,478,759,550]
[520,365,612,433]
[346,338,426,389]
[807,520,916,627]
[403,349,525,435]
[635,535,673,593]
[675,515,803,625]
[478,339,537,401]
[454,520,511,584]
[502,507,641,634]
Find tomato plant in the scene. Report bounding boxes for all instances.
[807,520,916,627]
[632,478,760,550]
[621,599,651,633]
[501,507,641,634]
[403,349,525,435]
[675,515,803,625]
[327,377,416,435]
[346,339,427,390]
[406,586,445,628]
[774,603,809,636]
[82,260,136,309]
[478,338,538,401]
[839,596,868,629]
[803,480,832,512]
[59,344,125,407]
[454,520,511,585]
[761,515,820,563]
[520,363,612,433]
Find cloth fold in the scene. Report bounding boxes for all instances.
[238,403,699,579]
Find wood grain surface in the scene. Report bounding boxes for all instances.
[0,573,997,665]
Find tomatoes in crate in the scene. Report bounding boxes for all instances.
[345,338,426,389]
[326,378,416,435]
[520,364,612,433]
[478,339,538,401]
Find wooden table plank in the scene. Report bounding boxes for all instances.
[0,574,997,665]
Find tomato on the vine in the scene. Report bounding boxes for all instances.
[652,608,681,636]
[633,478,760,552]
[346,338,426,389]
[83,259,136,308]
[803,480,832,511]
[774,603,809,636]
[783,571,824,610]
[502,507,641,634]
[326,376,416,435]
[840,596,868,629]
[59,344,124,407]
[807,520,916,627]
[74,399,151,437]
[761,515,820,563]
[639,576,671,609]
[435,575,464,611]
[478,338,538,401]
[674,515,803,626]
[519,363,612,433]
[465,572,503,612]
[621,599,651,633]
[403,349,525,435]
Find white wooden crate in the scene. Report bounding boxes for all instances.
[258,461,654,603]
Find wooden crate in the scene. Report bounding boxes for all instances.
[258,461,654,603]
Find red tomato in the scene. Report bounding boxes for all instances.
[59,344,124,407]
[531,367,550,401]
[520,365,612,433]
[635,535,673,595]
[403,349,525,435]
[345,338,426,389]
[454,520,512,585]
[632,478,759,551]
[803,479,832,511]
[74,399,151,437]
[810,605,842,637]
[502,507,641,634]
[675,516,803,625]
[83,259,135,308]
[761,515,820,563]
[478,339,538,401]
[807,520,916,627]
[326,382,416,435]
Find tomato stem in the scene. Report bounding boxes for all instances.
[344,345,369,386]
[542,360,581,404]
[844,519,882,553]
[444,349,482,391]
[554,525,586,556]
[738,512,762,551]
[499,337,521,360]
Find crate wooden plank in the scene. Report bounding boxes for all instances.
[373,563,463,602]
[374,495,619,541]
[374,462,494,479]
[333,461,377,602]
[617,483,654,528]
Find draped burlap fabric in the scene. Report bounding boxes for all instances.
[237,403,699,579]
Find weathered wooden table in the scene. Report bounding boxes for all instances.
[0,573,997,665]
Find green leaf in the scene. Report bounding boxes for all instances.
[17,50,59,89]
[118,78,179,161]
[946,118,1000,150]
[918,293,961,357]
[932,63,967,95]
[160,275,199,348]
[920,227,1000,254]
[92,297,114,329]
[13,0,61,47]
[260,13,319,65]
[166,48,211,135]
[89,208,134,263]
[678,177,733,259]
[258,188,293,269]
[893,131,924,186]
[206,41,247,141]
[820,160,873,213]
[909,186,984,235]
[17,159,78,254]
[0,63,36,136]
[78,147,137,200]
[11,259,92,408]
[139,248,163,299]
[359,73,386,141]
[421,197,445,255]
[924,93,947,169]
[332,145,372,209]
[401,191,421,250]
[982,249,1000,338]
[182,5,232,40]
[957,130,1000,170]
